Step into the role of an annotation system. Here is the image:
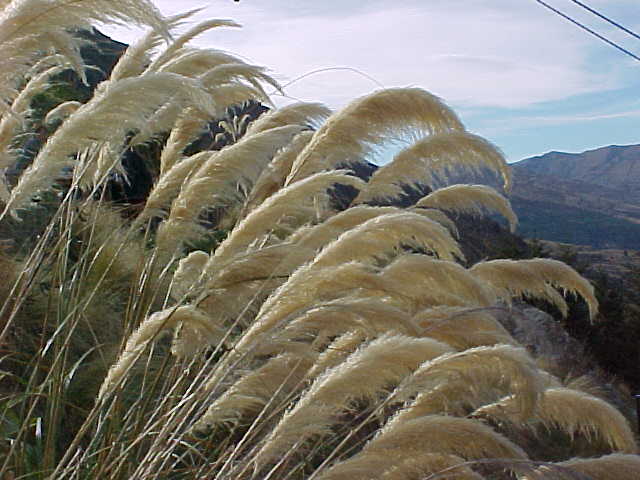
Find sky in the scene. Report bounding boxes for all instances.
[101,0,640,163]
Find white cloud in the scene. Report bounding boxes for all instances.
[99,0,633,109]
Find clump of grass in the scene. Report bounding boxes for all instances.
[0,2,638,479]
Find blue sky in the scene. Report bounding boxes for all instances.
[102,0,640,163]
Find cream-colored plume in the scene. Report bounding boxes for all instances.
[98,304,217,400]
[6,72,214,215]
[414,306,515,350]
[156,124,303,254]
[208,170,365,263]
[354,131,511,204]
[475,387,638,454]
[415,184,518,232]
[285,88,464,185]
[240,131,315,218]
[382,255,496,310]
[244,102,332,136]
[392,344,544,422]
[251,334,453,469]
[311,211,464,268]
[318,416,526,480]
[318,453,483,480]
[469,258,598,320]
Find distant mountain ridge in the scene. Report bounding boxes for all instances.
[510,144,640,249]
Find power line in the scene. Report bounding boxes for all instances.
[533,0,640,62]
[568,0,640,42]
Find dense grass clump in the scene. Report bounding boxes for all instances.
[0,1,637,479]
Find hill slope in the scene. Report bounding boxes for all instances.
[510,144,640,249]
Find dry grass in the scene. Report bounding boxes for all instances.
[0,2,636,479]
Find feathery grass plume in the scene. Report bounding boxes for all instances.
[139,150,212,222]
[156,108,213,173]
[415,184,518,233]
[474,387,638,454]
[354,131,511,204]
[44,100,82,125]
[318,453,484,480]
[285,87,464,185]
[392,345,544,424]
[244,102,332,136]
[153,47,244,76]
[171,250,209,299]
[414,307,515,350]
[208,82,271,111]
[410,207,459,237]
[98,304,215,400]
[251,334,453,469]
[206,170,366,264]
[260,297,420,354]
[0,0,169,98]
[199,63,281,101]
[198,353,316,428]
[306,329,368,379]
[195,330,369,432]
[240,131,314,218]
[145,19,240,73]
[382,255,496,310]
[5,72,215,215]
[289,205,408,251]
[469,258,598,320]
[551,454,640,480]
[196,244,318,328]
[318,416,526,480]
[156,124,303,254]
[170,305,228,358]
[0,64,67,183]
[311,211,465,268]
[109,9,202,81]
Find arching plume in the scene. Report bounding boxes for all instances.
[285,88,464,185]
[44,100,82,125]
[145,19,240,73]
[382,255,496,309]
[469,258,598,320]
[475,388,638,454]
[415,307,515,350]
[318,416,526,480]
[310,211,464,268]
[415,184,518,232]
[240,131,315,217]
[244,102,332,136]
[5,72,214,215]
[251,334,453,469]
[109,9,201,81]
[551,454,640,480]
[98,305,219,401]
[139,150,212,222]
[198,353,316,428]
[392,345,544,423]
[153,48,245,76]
[354,131,511,204]
[288,205,409,252]
[156,124,303,254]
[0,0,169,101]
[208,170,365,263]
[410,207,459,237]
[318,453,483,480]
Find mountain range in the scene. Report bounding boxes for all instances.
[509,144,640,249]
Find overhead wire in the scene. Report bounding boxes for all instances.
[568,0,640,42]
[532,0,640,62]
